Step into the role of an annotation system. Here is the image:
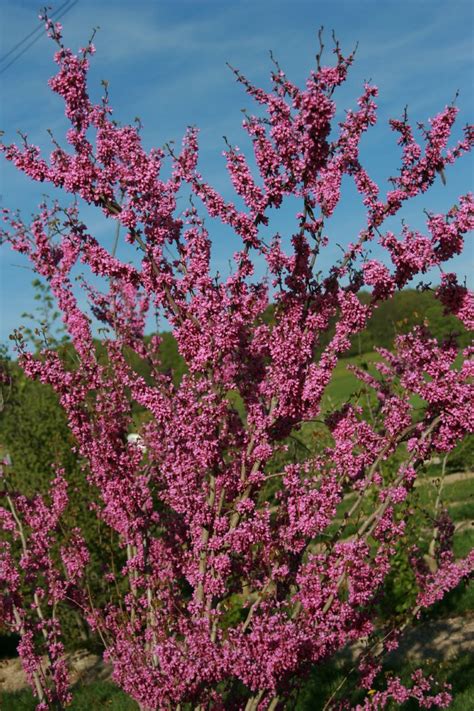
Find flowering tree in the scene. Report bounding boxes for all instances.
[1,15,473,711]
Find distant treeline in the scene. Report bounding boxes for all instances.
[323,288,471,357]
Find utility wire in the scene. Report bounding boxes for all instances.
[0,0,71,65]
[0,0,79,75]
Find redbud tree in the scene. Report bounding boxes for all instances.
[1,15,473,711]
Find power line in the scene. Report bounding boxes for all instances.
[0,0,72,65]
[1,1,79,73]
[0,0,79,75]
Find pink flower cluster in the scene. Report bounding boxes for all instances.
[0,17,472,710]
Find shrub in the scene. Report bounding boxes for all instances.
[0,15,472,710]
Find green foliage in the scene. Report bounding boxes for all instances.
[20,278,69,351]
[379,544,419,617]
[0,361,77,495]
[0,359,125,650]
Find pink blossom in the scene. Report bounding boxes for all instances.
[0,18,472,710]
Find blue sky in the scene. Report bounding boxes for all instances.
[0,0,473,344]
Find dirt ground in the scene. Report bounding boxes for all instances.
[0,649,112,695]
[386,614,474,665]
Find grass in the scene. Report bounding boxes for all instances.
[228,351,383,421]
[453,529,474,559]
[326,473,473,533]
[415,478,474,506]
[449,502,474,522]
[439,480,474,504]
[322,352,381,409]
[0,681,139,710]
